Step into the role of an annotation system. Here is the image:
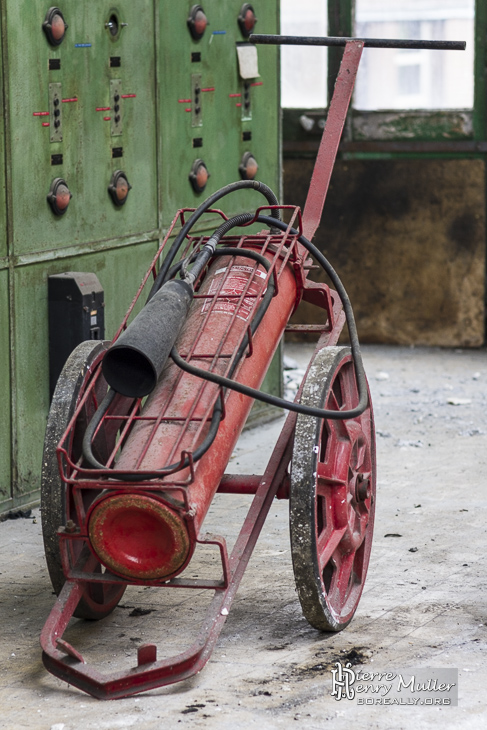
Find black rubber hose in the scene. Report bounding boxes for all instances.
[174,213,258,283]
[82,212,368,476]
[183,213,254,285]
[82,388,223,479]
[171,215,369,420]
[82,245,273,478]
[259,214,368,416]
[147,180,279,301]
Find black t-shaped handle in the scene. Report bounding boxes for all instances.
[250,34,466,51]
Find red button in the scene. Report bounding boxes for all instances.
[108,170,132,206]
[47,178,72,216]
[55,184,70,210]
[238,4,257,37]
[43,7,68,46]
[115,176,129,202]
[189,159,210,193]
[194,9,207,36]
[51,13,66,41]
[239,152,259,180]
[196,164,208,188]
[188,5,208,40]
[243,8,256,33]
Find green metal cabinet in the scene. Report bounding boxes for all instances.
[158,2,280,224]
[0,1,281,515]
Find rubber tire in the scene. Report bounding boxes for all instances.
[290,346,376,632]
[41,340,126,620]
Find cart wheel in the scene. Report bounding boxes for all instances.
[41,340,126,620]
[290,346,376,632]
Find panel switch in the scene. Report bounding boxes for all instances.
[47,177,72,216]
[43,7,68,46]
[191,74,202,128]
[108,170,131,206]
[110,79,123,136]
[239,152,258,180]
[238,4,257,38]
[49,83,62,142]
[241,80,252,121]
[187,5,208,40]
[189,159,209,193]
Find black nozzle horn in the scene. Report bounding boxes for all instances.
[102,279,193,398]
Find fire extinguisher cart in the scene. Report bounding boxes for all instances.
[39,35,465,699]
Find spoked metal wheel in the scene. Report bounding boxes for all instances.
[41,340,126,620]
[290,346,376,632]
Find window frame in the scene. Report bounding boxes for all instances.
[283,0,486,160]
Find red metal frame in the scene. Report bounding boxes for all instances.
[40,41,364,698]
[302,41,363,240]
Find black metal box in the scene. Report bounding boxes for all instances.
[48,272,105,397]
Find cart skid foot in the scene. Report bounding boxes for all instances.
[41,579,217,699]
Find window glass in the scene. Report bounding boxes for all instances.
[280,0,328,108]
[354,0,474,110]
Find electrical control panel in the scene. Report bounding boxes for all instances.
[6,1,158,255]
[159,2,279,223]
[0,1,280,513]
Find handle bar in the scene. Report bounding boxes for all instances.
[250,34,466,51]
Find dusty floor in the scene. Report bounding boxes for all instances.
[1,344,487,729]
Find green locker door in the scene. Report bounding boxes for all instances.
[12,241,158,502]
[5,0,158,256]
[0,270,11,507]
[158,1,280,225]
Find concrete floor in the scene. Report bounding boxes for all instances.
[1,344,487,729]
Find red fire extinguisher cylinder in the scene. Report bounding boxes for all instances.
[87,247,298,582]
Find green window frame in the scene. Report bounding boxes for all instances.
[283,0,486,160]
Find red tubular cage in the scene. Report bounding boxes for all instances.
[39,32,464,699]
[53,203,340,587]
[57,205,307,486]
